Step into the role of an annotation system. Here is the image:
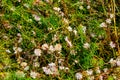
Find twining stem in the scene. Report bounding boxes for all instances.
[112,0,120,54]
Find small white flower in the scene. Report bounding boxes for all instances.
[30,71,38,79]
[109,41,116,48]
[90,33,96,37]
[48,27,52,31]
[63,18,69,24]
[6,49,11,53]
[17,33,21,37]
[24,66,29,71]
[58,59,64,64]
[41,43,49,50]
[86,69,93,76]
[18,37,22,43]
[73,29,77,36]
[95,67,101,74]
[65,37,72,47]
[3,35,8,39]
[52,34,58,42]
[23,3,30,8]
[100,22,107,27]
[59,66,65,70]
[116,60,120,66]
[32,30,36,35]
[42,67,53,75]
[53,7,61,12]
[20,62,27,67]
[106,18,111,24]
[48,62,56,67]
[34,49,41,56]
[60,11,64,17]
[49,45,55,53]
[88,76,94,80]
[18,47,22,52]
[109,58,116,66]
[18,0,21,2]
[82,26,86,33]
[83,43,90,49]
[32,14,41,21]
[75,72,83,80]
[74,60,78,63]
[110,14,114,18]
[65,67,69,71]
[34,62,40,67]
[87,5,90,9]
[13,47,23,53]
[45,0,50,3]
[103,68,108,73]
[65,67,69,72]
[54,44,62,51]
[99,75,103,80]
[67,26,72,32]
[79,6,83,10]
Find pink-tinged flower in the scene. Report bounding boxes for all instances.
[42,67,53,75]
[109,41,116,48]
[32,14,41,21]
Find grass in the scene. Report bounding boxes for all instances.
[0,0,120,80]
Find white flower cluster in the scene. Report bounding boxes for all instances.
[100,13,113,28]
[53,7,61,12]
[13,47,22,54]
[33,43,62,56]
[66,26,78,36]
[109,56,120,67]
[41,43,62,53]
[42,62,59,75]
